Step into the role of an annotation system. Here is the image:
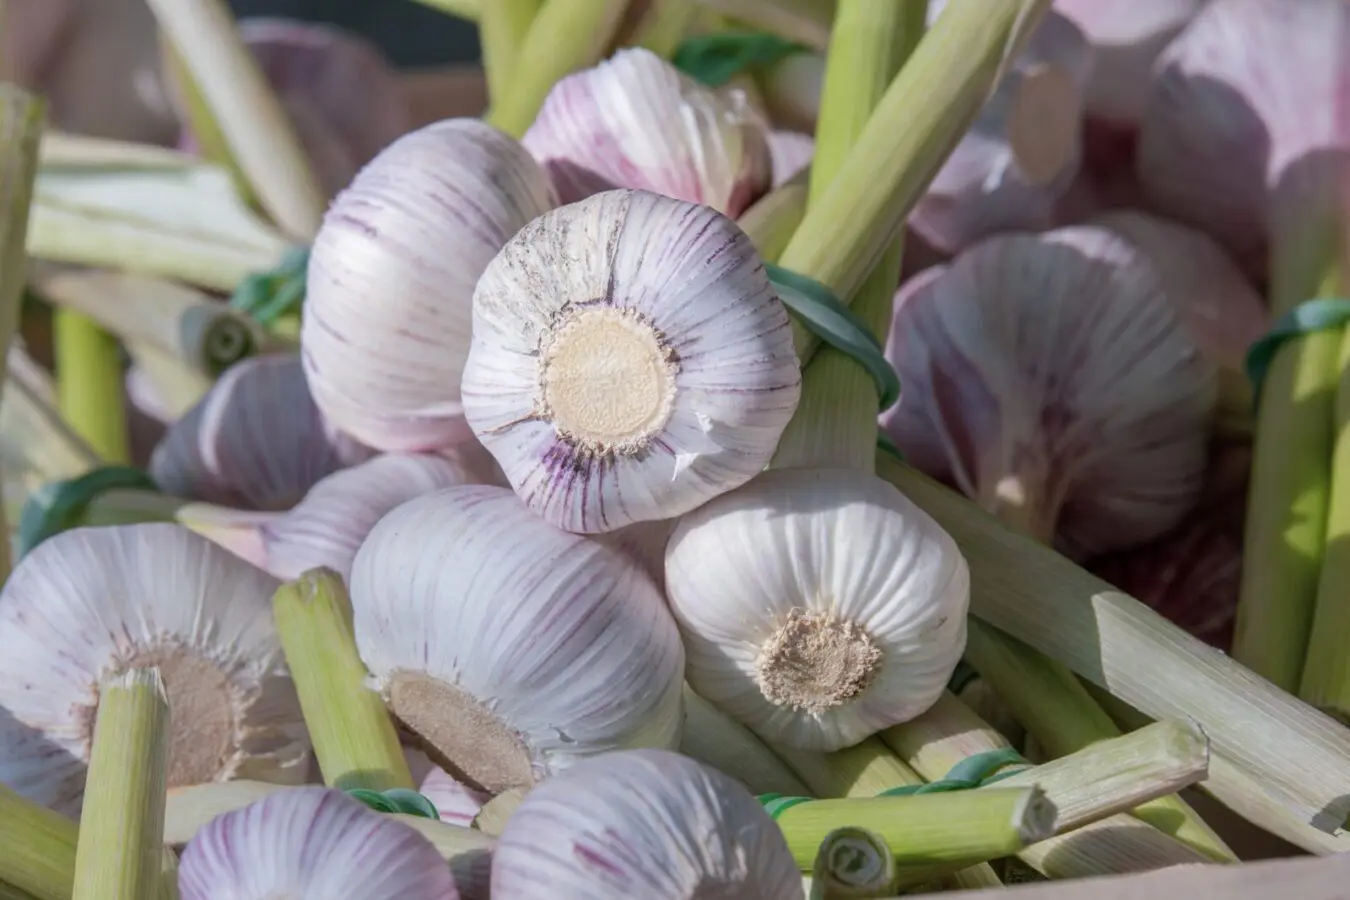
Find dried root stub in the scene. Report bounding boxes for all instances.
[349,485,686,794]
[462,189,801,534]
[0,524,308,817]
[881,226,1217,559]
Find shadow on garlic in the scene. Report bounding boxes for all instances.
[462,189,801,534]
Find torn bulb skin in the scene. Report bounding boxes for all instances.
[880,226,1217,560]
[462,189,801,534]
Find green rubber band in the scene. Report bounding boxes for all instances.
[877,747,1027,797]
[230,245,310,326]
[17,466,158,558]
[765,262,902,411]
[672,31,809,88]
[1245,297,1350,403]
[757,793,816,819]
[344,787,441,821]
[947,660,982,696]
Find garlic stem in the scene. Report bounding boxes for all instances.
[629,0,699,57]
[272,569,415,792]
[53,309,130,466]
[807,827,896,899]
[737,170,809,263]
[481,0,541,105]
[1,350,101,502]
[0,881,40,900]
[0,785,76,900]
[691,0,834,51]
[408,0,481,18]
[681,684,811,796]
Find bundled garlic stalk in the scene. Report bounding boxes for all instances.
[417,765,489,828]
[491,749,802,899]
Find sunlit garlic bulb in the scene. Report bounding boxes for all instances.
[462,189,801,534]
[302,118,558,453]
[768,130,814,187]
[150,353,375,510]
[880,227,1217,558]
[350,485,686,793]
[0,524,308,816]
[665,468,970,751]
[491,749,803,900]
[178,786,458,900]
[522,48,772,217]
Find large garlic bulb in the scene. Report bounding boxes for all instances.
[665,468,970,751]
[302,118,558,453]
[0,524,308,816]
[349,485,686,794]
[491,749,803,899]
[522,48,772,217]
[462,189,801,534]
[880,227,1217,558]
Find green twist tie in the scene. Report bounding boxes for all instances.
[765,262,901,411]
[757,792,816,820]
[230,245,311,327]
[877,747,1027,796]
[1245,297,1350,403]
[672,31,809,88]
[17,467,158,558]
[344,788,441,821]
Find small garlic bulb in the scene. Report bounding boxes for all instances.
[178,786,459,900]
[768,130,814,187]
[349,484,686,793]
[491,749,803,899]
[522,48,772,217]
[665,468,970,751]
[0,524,308,816]
[302,118,558,452]
[150,353,375,510]
[879,227,1217,558]
[462,189,801,534]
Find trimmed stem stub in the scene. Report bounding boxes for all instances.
[756,610,883,715]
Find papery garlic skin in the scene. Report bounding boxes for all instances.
[302,118,558,453]
[178,786,458,900]
[522,48,772,217]
[419,765,489,827]
[150,353,375,511]
[491,749,803,900]
[768,130,814,187]
[0,524,308,817]
[665,468,970,751]
[462,189,801,534]
[350,485,686,793]
[880,227,1217,558]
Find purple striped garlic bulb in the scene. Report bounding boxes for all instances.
[178,786,459,900]
[349,485,685,794]
[768,130,814,187]
[150,353,375,510]
[418,765,489,828]
[880,227,1217,558]
[491,749,802,899]
[302,118,558,453]
[522,48,772,217]
[462,189,801,534]
[0,524,308,817]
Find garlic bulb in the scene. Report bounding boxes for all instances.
[665,467,970,751]
[150,353,375,510]
[594,517,677,592]
[522,48,772,217]
[419,765,489,827]
[0,524,308,816]
[491,749,803,899]
[178,786,458,900]
[768,130,814,187]
[302,118,558,453]
[462,189,801,534]
[349,484,685,793]
[879,227,1217,558]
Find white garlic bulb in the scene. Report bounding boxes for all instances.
[522,47,772,217]
[491,749,803,899]
[665,468,970,751]
[462,189,801,534]
[302,118,558,453]
[349,484,686,793]
[0,524,308,816]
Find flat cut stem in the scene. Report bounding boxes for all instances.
[0,784,77,900]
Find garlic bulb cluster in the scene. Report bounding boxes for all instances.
[462,189,801,534]
[665,468,970,751]
[302,118,558,452]
[0,524,308,816]
[880,226,1217,558]
[523,48,773,217]
[178,786,458,900]
[491,749,803,899]
[768,130,814,187]
[150,353,375,510]
[349,484,685,793]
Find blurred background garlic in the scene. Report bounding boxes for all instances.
[302,118,558,453]
[349,485,685,794]
[0,524,308,817]
[522,48,772,217]
[491,749,803,900]
[665,468,970,751]
[462,189,801,534]
[767,130,814,188]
